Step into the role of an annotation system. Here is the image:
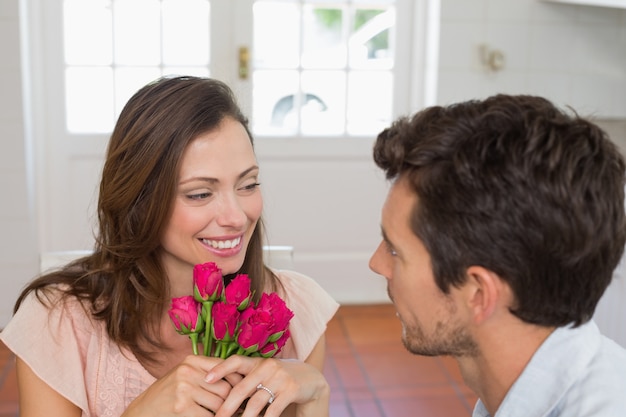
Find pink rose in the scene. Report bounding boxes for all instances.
[236,307,272,353]
[168,296,204,334]
[259,329,290,358]
[224,274,252,310]
[211,302,240,341]
[193,262,224,302]
[256,292,294,342]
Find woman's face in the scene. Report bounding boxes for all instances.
[160,116,263,288]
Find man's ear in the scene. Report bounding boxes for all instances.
[463,266,503,324]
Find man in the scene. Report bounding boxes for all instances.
[369,94,626,416]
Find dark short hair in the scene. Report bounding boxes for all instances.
[374,94,626,327]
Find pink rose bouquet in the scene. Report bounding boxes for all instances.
[168,262,294,359]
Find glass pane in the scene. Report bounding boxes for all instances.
[302,6,346,69]
[350,8,394,69]
[63,0,214,134]
[346,71,392,135]
[251,0,396,137]
[113,0,161,65]
[162,0,210,65]
[64,0,112,65]
[66,67,115,133]
[253,2,300,69]
[114,67,162,120]
[252,70,300,135]
[301,71,345,135]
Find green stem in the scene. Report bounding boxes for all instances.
[220,341,229,359]
[202,301,214,356]
[189,333,199,355]
[226,342,239,358]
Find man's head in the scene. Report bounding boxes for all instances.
[370,94,625,330]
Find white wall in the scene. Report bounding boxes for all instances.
[436,0,626,117]
[0,0,39,326]
[1,0,626,328]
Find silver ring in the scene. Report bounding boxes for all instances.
[256,383,275,404]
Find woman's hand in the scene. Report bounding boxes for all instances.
[122,355,234,417]
[204,355,330,417]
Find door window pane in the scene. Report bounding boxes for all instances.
[65,67,115,133]
[162,0,210,65]
[347,71,392,135]
[252,0,396,137]
[113,0,161,65]
[63,0,211,133]
[350,8,394,69]
[63,0,112,65]
[301,70,346,135]
[302,6,345,69]
[253,70,346,136]
[253,2,300,69]
[253,70,300,135]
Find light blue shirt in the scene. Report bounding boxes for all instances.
[473,320,626,417]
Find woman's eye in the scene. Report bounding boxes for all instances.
[187,192,212,200]
[240,182,260,192]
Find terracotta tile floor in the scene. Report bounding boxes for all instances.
[326,304,476,417]
[0,304,476,416]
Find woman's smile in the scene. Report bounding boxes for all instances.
[200,235,244,256]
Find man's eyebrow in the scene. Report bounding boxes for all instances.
[380,226,392,245]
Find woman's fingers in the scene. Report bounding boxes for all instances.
[123,355,234,417]
[207,355,330,417]
[222,372,244,387]
[191,378,233,413]
[204,354,254,383]
[182,356,242,413]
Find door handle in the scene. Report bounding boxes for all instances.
[238,46,249,80]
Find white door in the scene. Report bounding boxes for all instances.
[34,0,242,251]
[29,0,423,302]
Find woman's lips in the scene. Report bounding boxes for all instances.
[200,236,243,257]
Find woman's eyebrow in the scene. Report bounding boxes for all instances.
[179,165,259,185]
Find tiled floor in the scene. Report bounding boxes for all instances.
[326,304,476,417]
[0,304,476,416]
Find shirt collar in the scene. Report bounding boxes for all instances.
[472,321,601,417]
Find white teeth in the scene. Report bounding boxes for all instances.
[203,237,241,250]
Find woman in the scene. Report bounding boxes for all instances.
[1,76,339,417]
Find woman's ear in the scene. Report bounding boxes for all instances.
[463,266,505,324]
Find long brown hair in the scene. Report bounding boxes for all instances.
[15,76,278,364]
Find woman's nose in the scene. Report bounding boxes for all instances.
[216,194,247,228]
